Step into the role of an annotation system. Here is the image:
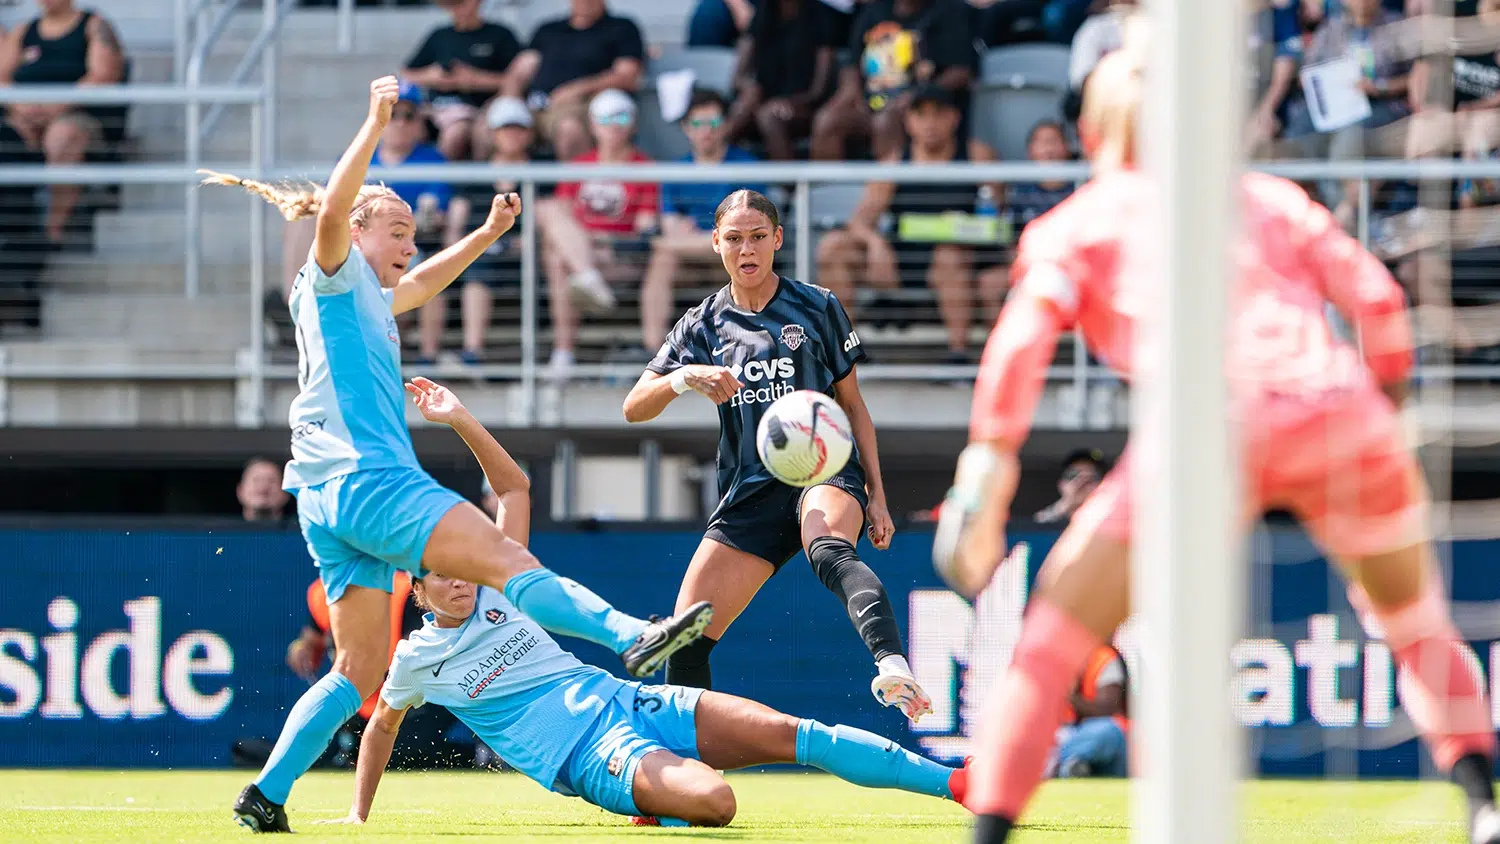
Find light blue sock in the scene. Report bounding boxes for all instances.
[795,719,956,800]
[503,568,648,654]
[253,672,363,804]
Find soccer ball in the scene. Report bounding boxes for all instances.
[756,390,854,487]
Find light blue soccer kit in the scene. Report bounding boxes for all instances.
[385,587,959,819]
[252,248,648,807]
[283,246,464,600]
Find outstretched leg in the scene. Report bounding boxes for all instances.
[801,484,932,720]
[692,691,958,800]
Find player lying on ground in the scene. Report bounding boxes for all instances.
[623,189,932,723]
[933,30,1500,844]
[202,76,712,833]
[316,378,968,828]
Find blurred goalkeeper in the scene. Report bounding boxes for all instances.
[932,25,1500,844]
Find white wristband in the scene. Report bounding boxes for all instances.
[669,369,691,395]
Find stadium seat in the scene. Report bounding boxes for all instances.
[971,44,1071,161]
[636,48,738,161]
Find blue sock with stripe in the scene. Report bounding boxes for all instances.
[502,568,648,654]
[795,719,956,800]
[254,671,363,804]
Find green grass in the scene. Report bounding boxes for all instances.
[0,770,1472,843]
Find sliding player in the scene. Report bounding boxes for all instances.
[317,378,968,828]
[204,77,711,833]
[933,36,1500,844]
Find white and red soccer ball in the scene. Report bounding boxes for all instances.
[755,390,854,487]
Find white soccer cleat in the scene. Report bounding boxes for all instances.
[1473,803,1500,844]
[871,669,934,723]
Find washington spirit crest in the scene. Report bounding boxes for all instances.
[780,324,806,351]
[485,608,506,625]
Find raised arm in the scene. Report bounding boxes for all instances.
[314,76,399,277]
[933,252,1069,597]
[391,193,519,315]
[406,376,534,546]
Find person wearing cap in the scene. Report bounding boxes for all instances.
[816,84,1001,363]
[1034,448,1106,524]
[400,0,523,162]
[810,0,977,161]
[418,97,540,368]
[504,0,646,162]
[534,88,659,382]
[638,89,768,361]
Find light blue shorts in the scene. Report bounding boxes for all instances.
[295,466,466,602]
[555,682,704,817]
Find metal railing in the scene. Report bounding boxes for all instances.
[175,0,287,298]
[0,158,1496,428]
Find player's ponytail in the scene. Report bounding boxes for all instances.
[199,170,324,221]
[199,170,403,226]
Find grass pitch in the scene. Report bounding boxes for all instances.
[0,770,1470,843]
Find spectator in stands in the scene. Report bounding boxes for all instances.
[0,0,125,245]
[505,0,645,162]
[688,0,757,47]
[725,0,839,160]
[538,89,658,382]
[1407,0,1500,163]
[1050,643,1129,778]
[1034,448,1103,524]
[640,90,766,357]
[974,119,1074,315]
[417,97,538,367]
[816,86,1000,361]
[811,0,977,161]
[1284,0,1410,228]
[238,456,291,522]
[1246,0,1305,158]
[401,0,522,162]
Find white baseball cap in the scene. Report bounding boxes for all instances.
[588,88,637,123]
[487,96,533,130]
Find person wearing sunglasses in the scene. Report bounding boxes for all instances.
[637,89,768,364]
[1034,448,1105,525]
[537,88,659,382]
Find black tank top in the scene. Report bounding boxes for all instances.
[889,143,975,241]
[13,11,93,86]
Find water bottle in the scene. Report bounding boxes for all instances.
[975,185,999,217]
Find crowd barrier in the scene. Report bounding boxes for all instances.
[1,524,1497,776]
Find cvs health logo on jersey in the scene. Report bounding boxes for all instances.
[727,357,796,408]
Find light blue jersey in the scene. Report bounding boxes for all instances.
[284,247,421,490]
[381,587,627,792]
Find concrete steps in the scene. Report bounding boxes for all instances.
[41,293,251,349]
[41,255,251,295]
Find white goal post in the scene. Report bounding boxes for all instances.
[1132,1,1245,842]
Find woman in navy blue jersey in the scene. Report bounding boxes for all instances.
[624,190,932,722]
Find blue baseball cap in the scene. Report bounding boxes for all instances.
[397,80,425,106]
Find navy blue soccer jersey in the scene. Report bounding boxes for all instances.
[647,276,869,515]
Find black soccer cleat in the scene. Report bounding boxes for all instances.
[233,783,291,833]
[621,601,714,679]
